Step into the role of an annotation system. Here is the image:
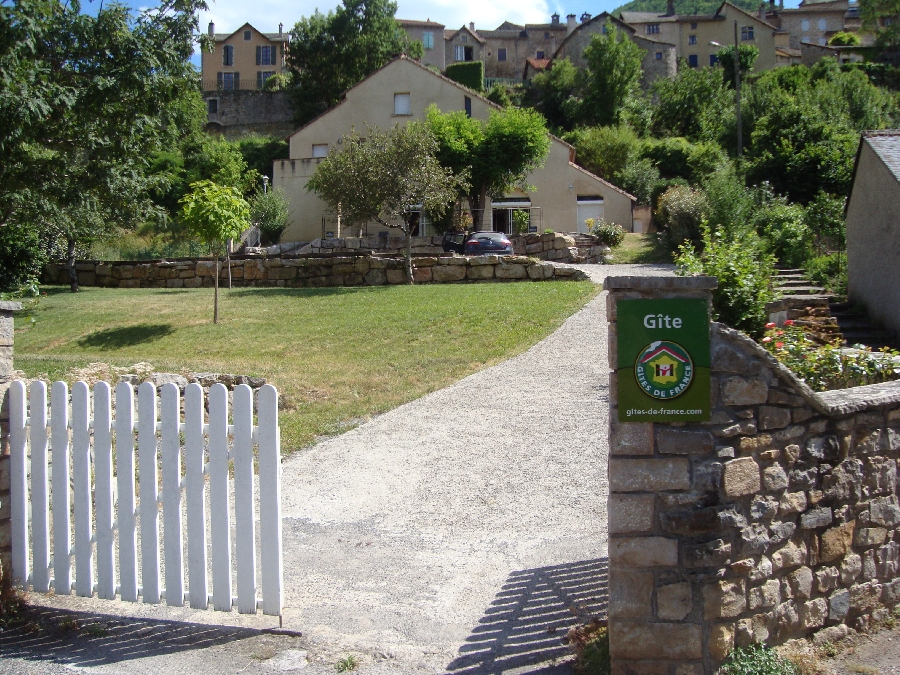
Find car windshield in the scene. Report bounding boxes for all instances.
[469,233,507,242]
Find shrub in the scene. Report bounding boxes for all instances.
[586,218,626,247]
[486,83,512,107]
[615,157,660,205]
[804,191,846,253]
[754,199,811,268]
[675,226,776,337]
[0,222,45,291]
[655,185,709,250]
[716,644,800,675]
[568,621,610,675]
[564,125,641,181]
[829,31,860,46]
[512,209,530,234]
[250,188,290,245]
[640,136,693,180]
[805,252,847,295]
[445,61,484,91]
[761,321,900,390]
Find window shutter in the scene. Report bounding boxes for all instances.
[234,72,239,89]
[256,46,261,65]
[217,72,223,89]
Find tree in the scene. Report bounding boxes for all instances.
[250,188,290,245]
[581,21,644,126]
[426,105,550,231]
[528,58,582,131]
[563,125,641,181]
[829,31,861,46]
[287,0,422,126]
[651,66,732,141]
[715,44,759,88]
[860,0,900,49]
[307,123,465,283]
[179,181,250,323]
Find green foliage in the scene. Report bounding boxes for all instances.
[426,105,550,231]
[179,181,250,254]
[235,136,290,182]
[486,83,512,107]
[564,125,641,181]
[860,0,900,48]
[676,226,775,337]
[335,655,359,672]
[250,188,290,245]
[616,157,661,205]
[528,58,583,131]
[287,0,419,126]
[569,621,610,675]
[716,644,800,675]
[830,31,861,46]
[761,322,900,391]
[581,21,644,127]
[806,252,847,295]
[655,185,709,249]
[586,219,626,248]
[804,191,846,253]
[715,44,760,88]
[0,221,45,291]
[651,66,733,141]
[754,198,811,268]
[614,0,760,14]
[640,137,725,182]
[445,61,485,91]
[511,209,530,234]
[701,166,755,236]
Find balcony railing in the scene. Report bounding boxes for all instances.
[201,79,283,92]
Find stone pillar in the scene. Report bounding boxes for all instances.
[605,277,717,675]
[0,301,21,578]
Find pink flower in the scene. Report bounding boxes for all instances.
[765,322,776,329]
[776,342,785,349]
[776,330,784,336]
[762,337,773,343]
[784,319,795,326]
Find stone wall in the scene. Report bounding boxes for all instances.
[606,276,900,675]
[0,301,21,578]
[41,254,588,289]
[202,89,294,139]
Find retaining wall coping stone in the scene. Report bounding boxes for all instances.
[604,275,719,291]
[0,303,22,312]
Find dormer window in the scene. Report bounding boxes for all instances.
[244,30,251,40]
[460,35,468,43]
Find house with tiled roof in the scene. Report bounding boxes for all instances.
[845,131,900,342]
[273,57,635,242]
[398,19,446,70]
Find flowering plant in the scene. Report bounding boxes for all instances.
[760,321,900,391]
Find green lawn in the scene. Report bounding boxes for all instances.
[608,233,673,265]
[14,282,598,452]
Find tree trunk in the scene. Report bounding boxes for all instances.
[66,237,79,293]
[226,246,232,289]
[214,255,219,324]
[405,224,414,285]
[468,186,489,231]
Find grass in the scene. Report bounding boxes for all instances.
[14,283,598,451]
[608,233,672,265]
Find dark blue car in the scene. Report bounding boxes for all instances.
[442,231,513,256]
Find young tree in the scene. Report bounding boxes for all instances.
[307,123,466,283]
[581,21,644,127]
[287,0,423,126]
[426,105,550,231]
[179,181,250,323]
[528,58,582,131]
[250,188,291,245]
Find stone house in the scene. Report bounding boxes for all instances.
[620,0,778,71]
[398,19,446,71]
[552,12,678,88]
[444,24,486,70]
[476,14,574,80]
[272,56,635,243]
[845,130,900,343]
[765,0,872,49]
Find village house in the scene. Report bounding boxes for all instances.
[272,57,635,243]
[765,0,870,49]
[397,19,446,71]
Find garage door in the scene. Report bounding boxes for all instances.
[576,197,604,234]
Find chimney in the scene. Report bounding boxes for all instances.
[551,13,560,25]
[759,3,766,20]
[278,22,283,36]
[567,13,577,34]
[780,0,784,8]
[208,20,215,37]
[666,0,675,16]
[469,21,475,32]
[580,12,592,23]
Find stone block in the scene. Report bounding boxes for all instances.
[364,269,387,286]
[495,263,527,279]
[386,269,407,284]
[657,428,714,455]
[864,455,896,495]
[609,536,678,567]
[849,581,881,612]
[183,277,202,288]
[165,278,184,288]
[657,582,693,620]
[704,579,746,619]
[268,266,297,280]
[779,491,807,515]
[815,566,839,593]
[759,406,791,430]
[553,234,576,250]
[820,521,855,562]
[609,569,654,619]
[798,598,827,631]
[786,566,813,600]
[800,507,833,530]
[466,265,494,280]
[412,267,432,283]
[773,600,800,638]
[683,538,731,568]
[610,423,653,456]
[608,494,655,534]
[855,527,887,547]
[709,623,735,663]
[829,589,850,620]
[763,464,789,491]
[117,279,141,289]
[721,377,768,406]
[111,264,134,280]
[611,662,669,675]
[771,540,807,572]
[609,622,703,661]
[722,457,761,497]
[432,265,466,282]
[749,580,781,610]
[609,458,690,491]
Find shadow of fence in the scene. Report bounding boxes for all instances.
[446,557,609,674]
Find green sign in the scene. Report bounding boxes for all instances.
[617,298,710,422]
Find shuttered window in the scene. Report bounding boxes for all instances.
[223,45,234,66]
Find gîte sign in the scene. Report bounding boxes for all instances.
[617,299,710,422]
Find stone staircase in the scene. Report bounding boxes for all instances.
[828,300,899,350]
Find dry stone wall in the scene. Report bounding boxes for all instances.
[606,276,900,675]
[0,301,21,577]
[41,254,588,289]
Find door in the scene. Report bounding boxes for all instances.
[576,199,604,234]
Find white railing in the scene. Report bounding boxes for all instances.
[8,380,283,616]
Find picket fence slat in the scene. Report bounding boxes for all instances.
[8,378,283,618]
[29,381,51,593]
[51,381,71,594]
[116,382,139,602]
[94,382,116,600]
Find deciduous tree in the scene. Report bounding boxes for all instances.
[581,21,644,126]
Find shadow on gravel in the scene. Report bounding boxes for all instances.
[0,605,293,667]
[446,558,609,674]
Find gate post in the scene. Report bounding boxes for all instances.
[0,301,22,579]
[605,276,717,675]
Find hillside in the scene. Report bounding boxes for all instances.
[613,0,761,16]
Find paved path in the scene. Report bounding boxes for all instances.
[1,264,673,675]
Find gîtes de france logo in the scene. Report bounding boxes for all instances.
[634,340,694,400]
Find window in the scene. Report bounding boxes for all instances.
[257,45,275,65]
[207,98,218,114]
[710,54,719,66]
[423,31,434,49]
[802,34,810,43]
[460,34,468,43]
[544,31,550,39]
[223,44,234,66]
[393,92,411,115]
[885,17,894,26]
[498,47,507,61]
[688,54,698,68]
[646,24,660,34]
[312,144,328,158]
[691,22,698,29]
[655,51,663,60]
[455,45,465,61]
[257,71,275,88]
[602,24,607,34]
[243,30,251,40]
[689,34,697,45]
[801,19,810,31]
[217,72,238,90]
[464,96,472,118]
[741,25,754,40]
[536,50,545,59]
[818,18,827,31]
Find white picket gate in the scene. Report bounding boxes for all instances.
[7,380,283,616]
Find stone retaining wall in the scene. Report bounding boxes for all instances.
[41,255,588,289]
[0,301,21,578]
[606,276,900,675]
[255,231,610,265]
